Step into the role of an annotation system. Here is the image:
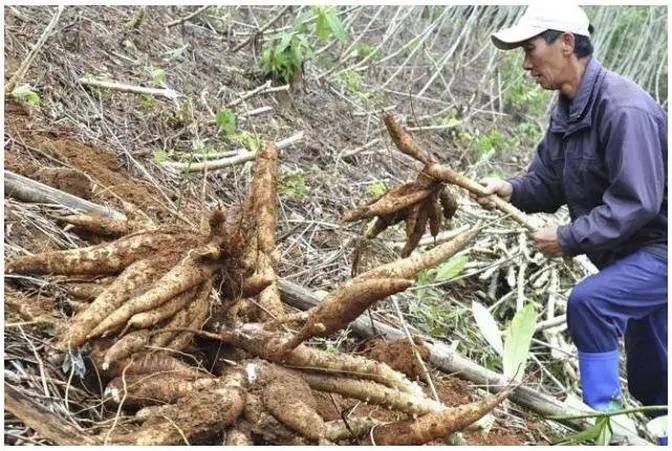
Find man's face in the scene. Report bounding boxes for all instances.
[521,35,569,90]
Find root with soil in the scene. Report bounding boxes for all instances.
[7,138,507,445]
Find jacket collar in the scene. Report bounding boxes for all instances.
[550,57,606,134]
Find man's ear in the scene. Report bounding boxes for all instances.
[561,32,576,56]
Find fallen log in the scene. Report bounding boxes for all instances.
[4,170,125,219]
[5,385,100,445]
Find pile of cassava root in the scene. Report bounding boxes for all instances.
[6,125,516,445]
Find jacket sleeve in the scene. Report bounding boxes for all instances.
[507,133,566,214]
[557,108,666,256]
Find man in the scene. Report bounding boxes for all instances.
[481,4,668,443]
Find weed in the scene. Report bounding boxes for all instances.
[148,67,166,85]
[366,181,387,197]
[232,131,260,152]
[164,43,189,62]
[279,169,310,199]
[311,6,348,42]
[215,108,237,137]
[152,148,173,164]
[138,94,157,112]
[351,43,378,60]
[10,84,40,106]
[261,29,313,84]
[517,121,542,147]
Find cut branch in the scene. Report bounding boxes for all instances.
[5,6,64,95]
[78,78,181,100]
[165,5,211,28]
[162,132,304,172]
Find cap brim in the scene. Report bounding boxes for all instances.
[491,25,546,50]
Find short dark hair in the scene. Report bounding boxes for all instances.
[539,26,594,58]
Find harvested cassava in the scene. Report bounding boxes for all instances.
[113,369,246,445]
[7,227,194,275]
[369,386,514,445]
[269,277,412,355]
[102,330,150,370]
[300,372,445,416]
[342,120,459,256]
[5,126,537,446]
[104,373,216,407]
[254,361,325,441]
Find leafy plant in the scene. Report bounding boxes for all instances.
[502,303,537,381]
[471,302,536,381]
[232,131,260,152]
[152,149,170,163]
[433,254,469,283]
[517,121,541,146]
[351,43,378,60]
[11,84,40,106]
[279,169,310,199]
[312,6,348,42]
[414,253,469,303]
[149,67,166,85]
[215,108,237,136]
[261,29,313,84]
[472,301,504,356]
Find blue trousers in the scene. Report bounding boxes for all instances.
[566,249,668,411]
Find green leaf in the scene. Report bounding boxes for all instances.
[325,9,348,41]
[12,85,41,106]
[366,181,387,197]
[215,108,237,136]
[472,301,504,356]
[502,303,537,381]
[153,150,168,163]
[150,67,166,85]
[277,31,294,53]
[314,8,330,41]
[434,254,469,283]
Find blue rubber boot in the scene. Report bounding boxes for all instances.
[578,350,622,411]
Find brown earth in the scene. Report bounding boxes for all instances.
[5,101,168,217]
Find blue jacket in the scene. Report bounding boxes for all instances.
[508,58,667,268]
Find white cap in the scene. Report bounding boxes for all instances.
[491,4,591,50]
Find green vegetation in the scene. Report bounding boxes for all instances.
[279,169,310,199]
[261,28,313,84]
[232,131,260,152]
[261,7,348,84]
[215,107,237,136]
[365,181,388,197]
[10,84,40,106]
[500,52,552,118]
[148,67,166,85]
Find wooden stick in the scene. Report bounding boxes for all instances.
[78,78,180,100]
[165,5,211,28]
[161,132,304,172]
[5,385,99,445]
[4,170,125,220]
[5,6,64,95]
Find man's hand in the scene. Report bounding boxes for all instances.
[473,177,513,210]
[531,223,564,257]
